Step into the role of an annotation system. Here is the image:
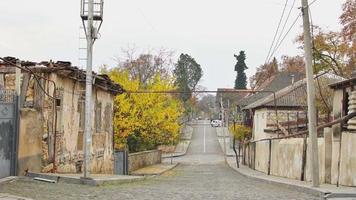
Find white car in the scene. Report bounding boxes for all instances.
[211,120,222,127]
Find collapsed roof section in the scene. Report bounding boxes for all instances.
[0,56,125,95]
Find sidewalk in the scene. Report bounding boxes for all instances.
[216,127,235,157]
[25,172,145,186]
[162,125,193,158]
[227,157,356,198]
[215,127,356,199]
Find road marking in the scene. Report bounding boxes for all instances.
[203,126,206,153]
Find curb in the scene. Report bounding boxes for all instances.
[131,163,180,176]
[162,141,191,159]
[226,161,325,198]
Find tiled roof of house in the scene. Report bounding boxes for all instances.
[237,72,305,107]
[243,71,345,110]
[243,78,307,109]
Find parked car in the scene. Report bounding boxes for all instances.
[211,120,222,127]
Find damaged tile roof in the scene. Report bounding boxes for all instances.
[0,56,125,95]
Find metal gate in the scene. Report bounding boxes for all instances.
[114,150,128,175]
[0,90,18,178]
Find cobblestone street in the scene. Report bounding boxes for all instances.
[0,122,319,200]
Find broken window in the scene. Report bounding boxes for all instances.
[56,89,64,133]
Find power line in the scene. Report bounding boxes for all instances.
[267,13,302,62]
[264,0,289,64]
[267,0,297,63]
[309,0,319,7]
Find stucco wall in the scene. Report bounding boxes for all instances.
[17,109,43,175]
[253,109,268,140]
[251,137,326,182]
[331,89,343,184]
[128,150,162,172]
[270,138,304,180]
[305,138,325,183]
[337,132,356,186]
[254,141,269,174]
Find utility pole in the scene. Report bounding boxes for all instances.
[221,97,227,164]
[81,0,104,179]
[301,0,319,187]
[83,0,94,179]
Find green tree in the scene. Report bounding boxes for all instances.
[234,51,248,89]
[173,54,203,104]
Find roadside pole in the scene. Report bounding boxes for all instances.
[84,0,94,179]
[221,97,227,164]
[301,0,320,187]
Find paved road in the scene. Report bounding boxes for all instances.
[0,121,318,200]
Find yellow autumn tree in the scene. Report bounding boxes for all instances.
[109,70,184,152]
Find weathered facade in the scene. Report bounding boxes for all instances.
[240,71,356,187]
[329,76,356,186]
[0,57,124,175]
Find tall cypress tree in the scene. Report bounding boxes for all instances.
[234,51,248,89]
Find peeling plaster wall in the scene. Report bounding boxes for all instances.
[17,109,43,175]
[1,71,116,175]
[51,74,114,174]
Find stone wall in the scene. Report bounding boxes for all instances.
[128,150,162,172]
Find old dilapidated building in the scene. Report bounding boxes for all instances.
[0,57,123,176]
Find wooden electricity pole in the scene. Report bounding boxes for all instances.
[301,0,320,187]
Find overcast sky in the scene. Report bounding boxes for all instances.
[0,0,344,90]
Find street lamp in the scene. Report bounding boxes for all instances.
[80,0,104,178]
